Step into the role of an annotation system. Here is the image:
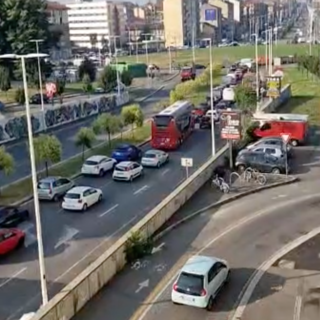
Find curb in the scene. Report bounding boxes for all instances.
[154,176,299,241]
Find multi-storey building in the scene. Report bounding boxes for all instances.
[200,3,222,44]
[46,1,71,59]
[163,0,200,48]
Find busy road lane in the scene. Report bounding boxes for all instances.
[0,76,179,186]
[0,127,224,320]
[72,182,320,320]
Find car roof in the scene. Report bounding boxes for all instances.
[67,186,91,193]
[116,161,134,167]
[116,144,133,149]
[253,143,282,149]
[86,155,107,162]
[39,176,62,182]
[181,255,218,275]
[145,149,162,155]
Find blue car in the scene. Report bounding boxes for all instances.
[111,144,142,162]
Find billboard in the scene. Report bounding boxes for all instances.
[220,110,242,140]
[266,76,282,98]
[205,8,217,21]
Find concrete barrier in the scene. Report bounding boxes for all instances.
[260,84,292,113]
[31,144,228,320]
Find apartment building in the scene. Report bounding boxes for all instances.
[163,0,200,48]
[67,0,127,49]
[200,3,222,44]
[46,1,71,59]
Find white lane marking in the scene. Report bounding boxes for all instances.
[6,215,139,320]
[99,204,119,218]
[134,185,149,195]
[230,226,320,320]
[0,268,27,289]
[136,192,320,320]
[54,226,80,250]
[293,295,302,320]
[161,168,170,176]
[272,194,288,200]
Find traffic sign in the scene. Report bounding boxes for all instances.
[181,158,193,167]
[281,133,291,144]
[46,82,56,98]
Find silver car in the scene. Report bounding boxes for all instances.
[141,150,169,168]
[37,176,75,201]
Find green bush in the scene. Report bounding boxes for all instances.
[124,231,153,263]
[14,87,25,104]
[121,70,133,86]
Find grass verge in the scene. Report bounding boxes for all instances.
[0,124,151,205]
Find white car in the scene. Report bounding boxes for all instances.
[81,155,116,176]
[171,255,230,310]
[205,109,220,121]
[141,150,169,168]
[112,161,143,181]
[62,186,103,211]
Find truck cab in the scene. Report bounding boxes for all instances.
[181,65,196,82]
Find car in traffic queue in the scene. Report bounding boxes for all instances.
[29,93,49,104]
[171,255,230,310]
[239,143,285,159]
[112,161,143,181]
[37,176,75,201]
[244,136,292,154]
[81,155,117,176]
[141,150,169,168]
[111,144,142,162]
[0,228,25,256]
[192,103,210,119]
[235,151,287,174]
[0,206,29,228]
[62,186,103,211]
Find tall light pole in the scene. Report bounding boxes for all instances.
[265,28,268,73]
[168,45,172,73]
[269,29,273,75]
[109,35,121,97]
[0,53,49,306]
[255,22,260,112]
[142,33,152,65]
[30,39,46,129]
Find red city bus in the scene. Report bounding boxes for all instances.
[151,100,194,150]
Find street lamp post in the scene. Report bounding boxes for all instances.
[142,33,152,65]
[255,23,260,113]
[109,35,121,97]
[168,45,172,73]
[0,53,49,306]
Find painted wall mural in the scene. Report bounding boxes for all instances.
[0,92,129,143]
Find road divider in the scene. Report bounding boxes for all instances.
[31,144,229,320]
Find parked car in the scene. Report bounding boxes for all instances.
[239,143,285,159]
[112,161,143,181]
[0,228,25,255]
[37,176,75,201]
[171,255,230,310]
[62,186,103,211]
[29,93,49,104]
[111,144,142,162]
[235,151,287,174]
[0,206,29,228]
[245,137,292,155]
[81,155,117,176]
[141,150,169,168]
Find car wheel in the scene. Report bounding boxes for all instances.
[272,167,281,174]
[157,161,161,168]
[98,194,102,202]
[130,175,134,182]
[82,203,88,211]
[99,169,104,177]
[53,194,59,202]
[17,237,25,248]
[206,296,214,311]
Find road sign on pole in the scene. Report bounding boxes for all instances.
[181,158,193,179]
[281,133,291,144]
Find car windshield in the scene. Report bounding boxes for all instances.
[153,115,172,127]
[176,272,204,295]
[182,67,191,72]
[144,153,156,158]
[37,182,51,189]
[115,165,127,171]
[84,160,98,166]
[64,193,80,199]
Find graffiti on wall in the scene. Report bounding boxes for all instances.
[0,92,129,143]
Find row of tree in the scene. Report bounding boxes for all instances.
[297,54,320,78]
[0,104,144,177]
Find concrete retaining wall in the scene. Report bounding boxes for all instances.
[260,84,292,113]
[32,144,228,320]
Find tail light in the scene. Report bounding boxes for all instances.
[200,289,207,296]
[78,199,82,204]
[173,283,178,291]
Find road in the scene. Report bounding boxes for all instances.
[0,75,179,187]
[70,179,320,320]
[0,125,226,320]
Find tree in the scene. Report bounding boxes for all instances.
[234,85,257,114]
[14,87,25,104]
[121,70,133,86]
[55,78,65,104]
[98,66,117,92]
[0,146,14,176]
[33,134,62,177]
[93,114,121,145]
[170,89,183,103]
[78,58,96,82]
[75,127,95,160]
[0,66,11,97]
[121,104,144,136]
[82,73,93,96]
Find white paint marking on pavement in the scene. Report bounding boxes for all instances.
[230,226,320,320]
[161,168,170,176]
[151,242,165,254]
[135,192,320,320]
[293,295,302,320]
[54,226,80,249]
[7,214,139,320]
[135,279,149,293]
[0,268,27,289]
[134,185,149,195]
[272,194,288,200]
[99,204,119,218]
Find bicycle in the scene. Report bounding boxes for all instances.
[212,176,230,193]
[244,168,267,185]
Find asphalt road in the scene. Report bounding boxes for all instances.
[0,125,226,320]
[71,180,320,320]
[0,75,179,187]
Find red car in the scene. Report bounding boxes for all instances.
[0,228,25,255]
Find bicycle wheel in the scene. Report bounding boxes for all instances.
[256,174,267,185]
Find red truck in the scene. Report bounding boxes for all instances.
[180,65,196,82]
[252,113,309,146]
